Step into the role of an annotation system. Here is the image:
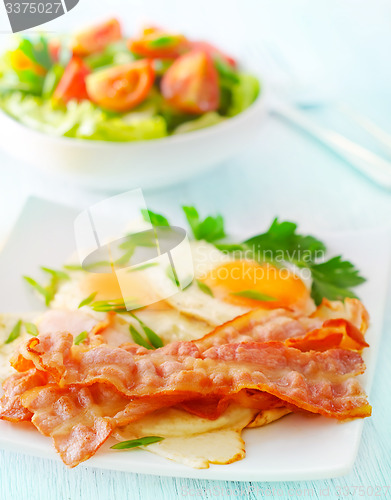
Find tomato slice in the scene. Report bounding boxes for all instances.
[71,18,122,57]
[53,56,90,103]
[86,60,155,112]
[190,41,237,68]
[48,38,61,62]
[161,50,219,114]
[129,28,189,59]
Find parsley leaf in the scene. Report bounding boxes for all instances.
[182,206,226,242]
[141,209,170,227]
[244,218,326,265]
[310,256,366,305]
[241,218,365,305]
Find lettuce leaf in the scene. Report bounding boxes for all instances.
[0,92,168,141]
[173,111,225,134]
[228,74,260,116]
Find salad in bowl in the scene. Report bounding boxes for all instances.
[0,18,261,142]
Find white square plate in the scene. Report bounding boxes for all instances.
[0,197,390,481]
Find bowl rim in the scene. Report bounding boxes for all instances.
[0,89,265,149]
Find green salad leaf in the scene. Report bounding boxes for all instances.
[228,74,260,116]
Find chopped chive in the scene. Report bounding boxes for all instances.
[90,298,141,313]
[131,314,163,349]
[5,320,22,344]
[129,262,159,272]
[25,322,38,336]
[166,266,179,287]
[78,292,97,309]
[114,248,135,267]
[63,264,84,271]
[129,325,153,350]
[196,280,214,297]
[23,276,51,305]
[111,436,164,450]
[231,290,277,301]
[74,331,88,345]
[41,267,70,281]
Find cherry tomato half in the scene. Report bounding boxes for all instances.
[190,41,237,68]
[86,59,155,112]
[53,56,90,103]
[161,50,219,114]
[128,28,189,59]
[71,18,122,57]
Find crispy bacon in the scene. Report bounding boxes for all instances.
[20,383,127,467]
[312,298,369,333]
[286,319,369,352]
[195,308,323,350]
[21,333,370,421]
[0,299,371,467]
[196,298,369,351]
[0,369,48,422]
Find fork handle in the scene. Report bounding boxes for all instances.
[269,98,391,189]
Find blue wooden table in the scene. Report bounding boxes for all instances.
[0,1,391,498]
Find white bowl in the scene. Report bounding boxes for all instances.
[0,93,266,191]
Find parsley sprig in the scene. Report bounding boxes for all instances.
[243,218,365,305]
[144,207,365,306]
[182,206,225,242]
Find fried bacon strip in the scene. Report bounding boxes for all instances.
[20,383,122,467]
[194,309,323,350]
[286,319,369,352]
[0,299,371,467]
[194,298,368,351]
[19,333,370,420]
[0,369,48,422]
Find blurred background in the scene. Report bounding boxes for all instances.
[0,0,390,237]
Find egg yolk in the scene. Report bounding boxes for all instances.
[201,260,311,311]
[82,271,172,311]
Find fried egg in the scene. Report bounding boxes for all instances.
[52,241,314,345]
[113,405,290,469]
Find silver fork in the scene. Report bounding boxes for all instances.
[243,40,391,189]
